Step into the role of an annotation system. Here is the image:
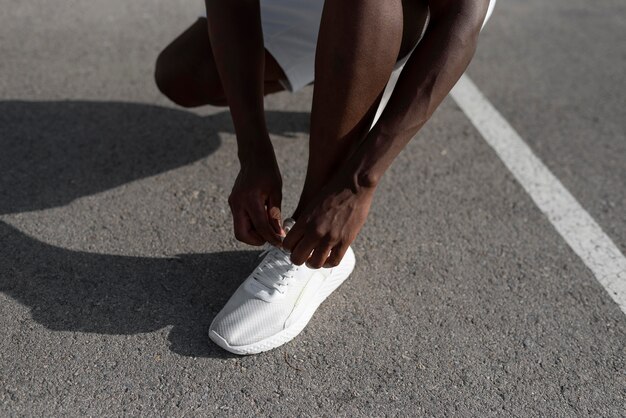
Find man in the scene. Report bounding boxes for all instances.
[155,0,495,354]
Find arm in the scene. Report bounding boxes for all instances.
[205,0,284,246]
[284,0,491,267]
[345,0,491,187]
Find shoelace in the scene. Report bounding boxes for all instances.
[251,244,299,294]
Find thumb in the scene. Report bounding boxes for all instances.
[267,194,284,237]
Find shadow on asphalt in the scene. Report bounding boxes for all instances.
[0,221,263,358]
[0,101,311,357]
[0,100,310,214]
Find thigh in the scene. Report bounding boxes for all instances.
[157,18,287,97]
[157,18,216,83]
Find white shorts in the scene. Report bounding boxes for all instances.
[202,0,496,93]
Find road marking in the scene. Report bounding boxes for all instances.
[451,74,626,315]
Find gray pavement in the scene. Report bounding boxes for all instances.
[1,1,624,416]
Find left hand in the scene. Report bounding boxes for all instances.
[282,176,375,269]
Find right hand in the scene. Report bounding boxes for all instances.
[228,153,284,246]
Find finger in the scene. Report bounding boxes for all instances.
[323,243,349,268]
[306,243,333,269]
[282,221,305,252]
[266,194,284,237]
[290,232,319,266]
[233,209,265,246]
[248,201,283,246]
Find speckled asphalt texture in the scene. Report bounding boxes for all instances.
[1,0,624,416]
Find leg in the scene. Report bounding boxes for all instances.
[155,18,287,108]
[292,0,406,218]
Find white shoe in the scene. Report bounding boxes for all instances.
[209,219,356,355]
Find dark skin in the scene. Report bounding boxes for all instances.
[156,0,490,268]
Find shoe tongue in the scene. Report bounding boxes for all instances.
[283,218,296,233]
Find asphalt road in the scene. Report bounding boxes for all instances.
[1,0,625,416]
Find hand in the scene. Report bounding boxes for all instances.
[283,175,375,268]
[229,153,284,246]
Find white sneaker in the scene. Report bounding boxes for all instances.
[209,219,356,355]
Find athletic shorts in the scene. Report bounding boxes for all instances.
[203,0,496,93]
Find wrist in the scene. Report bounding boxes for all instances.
[354,170,380,191]
[342,156,382,195]
[336,168,378,198]
[346,172,378,200]
[237,136,275,166]
[342,127,396,193]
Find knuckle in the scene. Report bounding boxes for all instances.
[327,231,341,242]
[307,224,325,239]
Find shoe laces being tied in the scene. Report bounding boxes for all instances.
[252,244,299,294]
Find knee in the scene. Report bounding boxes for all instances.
[154,51,227,108]
[154,52,196,108]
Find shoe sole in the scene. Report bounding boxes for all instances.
[208,246,356,355]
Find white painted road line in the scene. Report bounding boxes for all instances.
[451,74,626,315]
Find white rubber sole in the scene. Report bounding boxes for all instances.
[208,247,356,355]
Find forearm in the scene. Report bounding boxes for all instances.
[343,0,490,187]
[205,0,273,162]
